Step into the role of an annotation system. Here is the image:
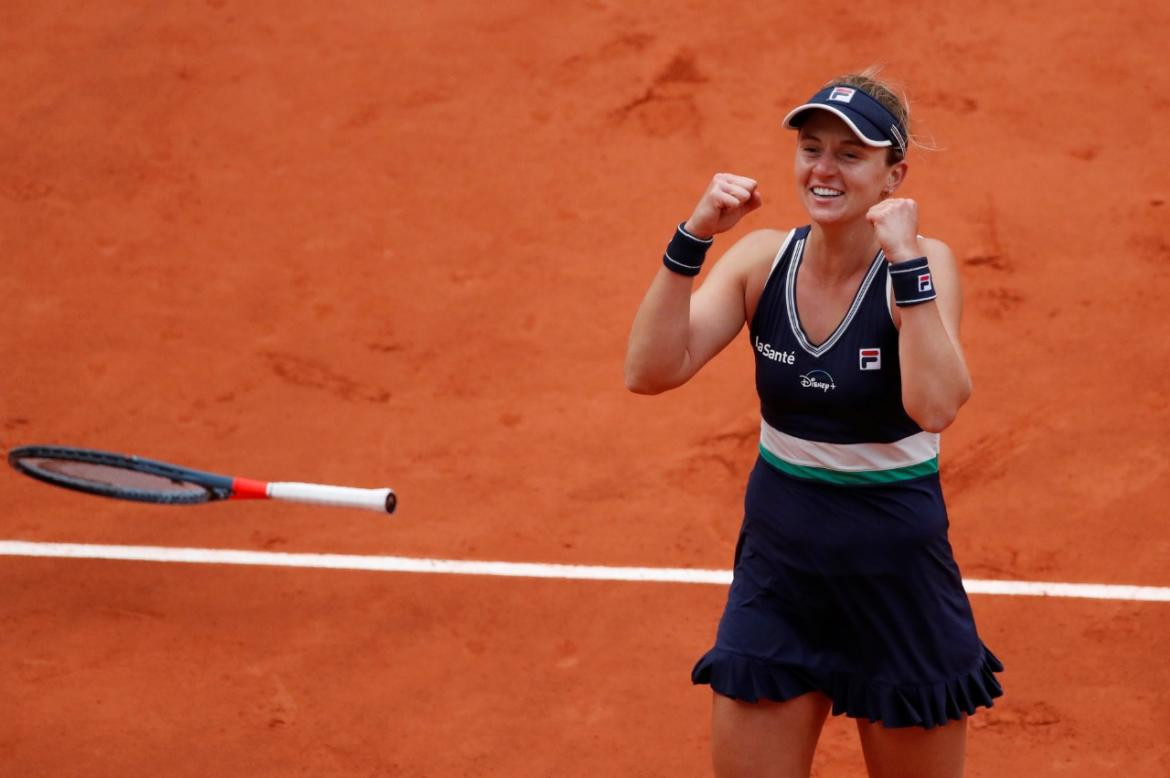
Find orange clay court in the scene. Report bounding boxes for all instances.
[2,2,1169,776]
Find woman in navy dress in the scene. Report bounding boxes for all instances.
[624,70,1002,778]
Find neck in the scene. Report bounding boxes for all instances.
[804,218,881,281]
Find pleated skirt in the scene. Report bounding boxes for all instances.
[691,456,1004,729]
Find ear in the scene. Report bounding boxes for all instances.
[884,159,909,195]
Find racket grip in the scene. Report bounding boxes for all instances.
[268,482,397,514]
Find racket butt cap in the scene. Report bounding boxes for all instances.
[385,492,397,514]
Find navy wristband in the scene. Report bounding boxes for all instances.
[888,256,937,306]
[662,222,713,277]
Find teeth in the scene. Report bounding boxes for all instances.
[812,187,842,197]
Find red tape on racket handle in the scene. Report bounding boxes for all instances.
[231,478,269,500]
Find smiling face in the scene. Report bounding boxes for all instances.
[794,111,907,226]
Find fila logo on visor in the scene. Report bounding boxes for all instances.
[828,86,856,103]
[918,272,933,293]
[859,348,881,371]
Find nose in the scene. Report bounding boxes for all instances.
[812,154,837,177]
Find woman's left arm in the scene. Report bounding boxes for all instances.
[892,237,971,432]
[867,198,971,433]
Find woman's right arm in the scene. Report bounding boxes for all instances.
[624,173,769,394]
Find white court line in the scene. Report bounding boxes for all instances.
[2,540,1169,602]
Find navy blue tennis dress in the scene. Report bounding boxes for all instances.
[691,226,1003,728]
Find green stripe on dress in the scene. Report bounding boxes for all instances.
[759,445,939,485]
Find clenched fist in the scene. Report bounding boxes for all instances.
[866,198,921,262]
[683,173,763,239]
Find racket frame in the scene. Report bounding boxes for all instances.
[7,445,396,514]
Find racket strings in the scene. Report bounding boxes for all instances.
[20,457,210,498]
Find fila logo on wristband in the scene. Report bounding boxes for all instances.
[859,348,882,371]
[889,256,937,306]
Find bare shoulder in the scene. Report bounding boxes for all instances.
[706,228,791,321]
[917,236,958,268]
[913,236,965,328]
[729,228,791,258]
[691,228,791,318]
[711,228,790,279]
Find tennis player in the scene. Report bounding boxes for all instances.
[624,70,1003,778]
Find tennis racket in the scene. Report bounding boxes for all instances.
[7,445,396,514]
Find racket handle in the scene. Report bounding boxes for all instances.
[268,482,397,514]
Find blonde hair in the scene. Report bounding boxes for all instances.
[824,67,925,163]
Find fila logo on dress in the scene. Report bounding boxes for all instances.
[859,348,881,371]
